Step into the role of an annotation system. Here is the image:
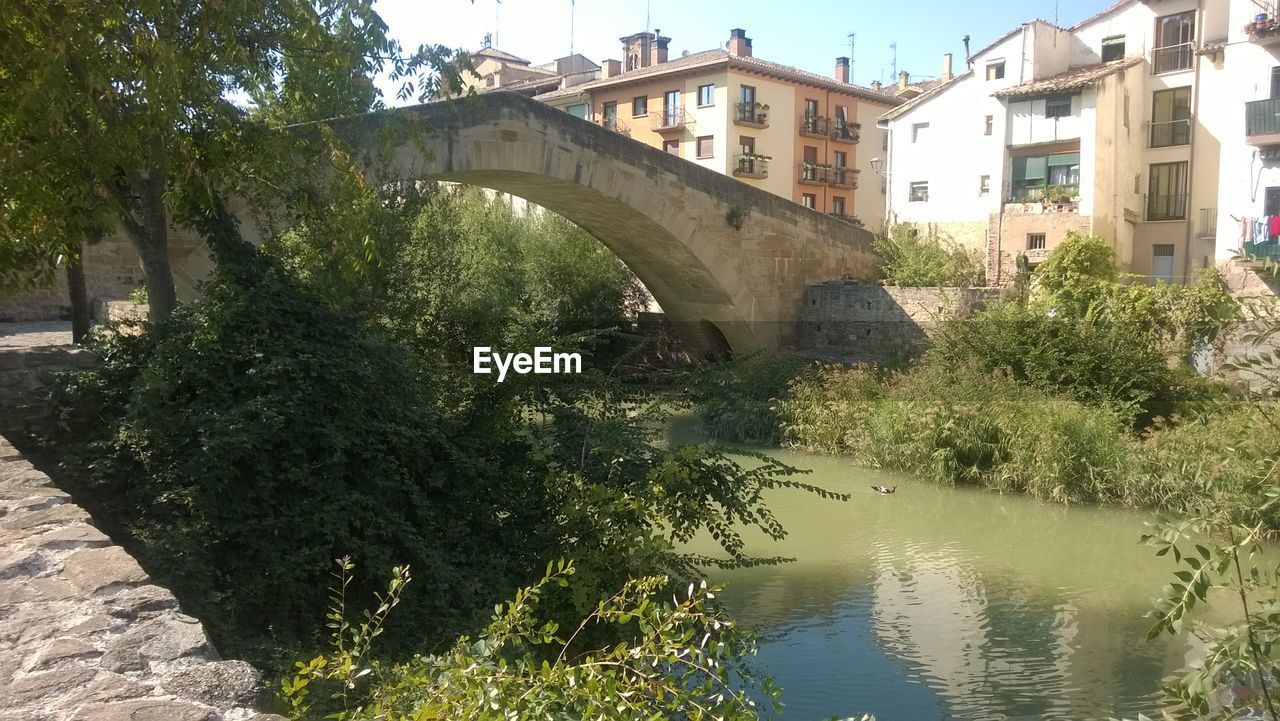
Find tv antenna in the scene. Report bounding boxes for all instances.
[848,31,856,82]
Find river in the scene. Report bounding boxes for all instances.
[674,426,1198,721]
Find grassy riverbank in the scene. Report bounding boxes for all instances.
[693,233,1279,530]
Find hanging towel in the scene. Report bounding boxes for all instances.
[1269,215,1280,239]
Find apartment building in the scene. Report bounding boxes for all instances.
[462,41,601,100]
[529,30,901,232]
[881,0,1225,285]
[1213,0,1280,262]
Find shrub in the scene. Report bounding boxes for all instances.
[873,223,985,287]
[688,352,806,444]
[52,252,519,663]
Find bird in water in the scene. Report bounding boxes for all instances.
[871,485,897,494]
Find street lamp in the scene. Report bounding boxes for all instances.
[870,156,884,176]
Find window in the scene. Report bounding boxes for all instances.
[979,175,991,195]
[1150,87,1191,147]
[696,135,714,159]
[663,89,681,125]
[566,103,588,119]
[909,181,929,202]
[1147,161,1189,220]
[1027,233,1046,250]
[1045,96,1072,119]
[912,122,929,142]
[663,139,680,155]
[602,101,618,130]
[802,193,817,209]
[984,115,993,136]
[803,98,821,134]
[1012,152,1080,200]
[740,135,755,155]
[1153,11,1195,74]
[1152,244,1175,284]
[632,96,647,117]
[740,85,756,106]
[697,84,715,107]
[833,150,847,168]
[986,61,1005,80]
[1101,35,1126,62]
[803,146,818,164]
[804,98,819,118]
[832,196,846,216]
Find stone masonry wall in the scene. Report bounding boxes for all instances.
[797,282,1003,364]
[0,345,97,446]
[0,434,284,721]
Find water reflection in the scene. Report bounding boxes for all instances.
[677,440,1189,720]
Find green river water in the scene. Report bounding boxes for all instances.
[672,422,1203,721]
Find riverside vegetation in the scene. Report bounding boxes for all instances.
[47,186,850,720]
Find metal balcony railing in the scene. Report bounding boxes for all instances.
[830,167,859,188]
[598,117,630,136]
[831,119,861,143]
[650,108,689,131]
[1149,118,1190,147]
[1011,185,1079,203]
[734,102,768,127]
[1246,97,1280,142]
[1147,193,1188,221]
[799,114,829,137]
[798,163,831,185]
[734,154,769,178]
[1151,42,1194,74]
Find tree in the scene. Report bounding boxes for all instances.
[0,1,467,320]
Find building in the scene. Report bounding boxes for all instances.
[462,40,601,102]
[528,29,902,232]
[1212,0,1280,262]
[880,0,1230,285]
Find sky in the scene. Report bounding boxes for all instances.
[373,0,1111,100]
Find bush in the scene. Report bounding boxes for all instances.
[688,352,806,444]
[873,224,985,287]
[53,253,520,663]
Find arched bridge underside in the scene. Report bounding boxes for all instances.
[260,92,880,356]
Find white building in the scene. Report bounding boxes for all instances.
[880,0,1235,285]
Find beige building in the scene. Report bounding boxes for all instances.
[528,29,902,233]
[881,0,1226,285]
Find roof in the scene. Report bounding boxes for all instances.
[472,47,532,65]
[532,85,590,103]
[1069,0,1134,31]
[480,74,564,97]
[577,49,901,106]
[992,56,1143,97]
[877,70,972,123]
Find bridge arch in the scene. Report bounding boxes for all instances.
[249,92,881,355]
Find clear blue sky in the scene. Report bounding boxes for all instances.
[375,0,1109,97]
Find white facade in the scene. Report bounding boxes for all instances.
[880,0,1238,283]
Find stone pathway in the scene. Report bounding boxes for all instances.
[0,322,73,350]
[0,435,284,721]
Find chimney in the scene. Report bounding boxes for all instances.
[602,58,621,78]
[727,28,752,57]
[942,53,953,81]
[835,56,850,83]
[897,70,909,91]
[871,80,882,92]
[652,32,670,65]
[963,35,972,67]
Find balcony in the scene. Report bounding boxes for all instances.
[799,114,829,138]
[1012,184,1080,204]
[1246,98,1280,145]
[597,117,630,137]
[1147,193,1188,221]
[734,102,769,128]
[831,119,861,144]
[1149,119,1190,148]
[799,163,831,185]
[830,167,859,189]
[1151,42,1194,74]
[650,108,689,132]
[1245,14,1280,45]
[734,153,770,179]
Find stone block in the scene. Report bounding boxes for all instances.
[35,523,111,549]
[63,546,150,593]
[75,699,220,721]
[2,503,90,531]
[1,666,97,706]
[104,584,179,620]
[29,637,99,669]
[162,660,267,709]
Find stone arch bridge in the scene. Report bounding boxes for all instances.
[246,92,875,355]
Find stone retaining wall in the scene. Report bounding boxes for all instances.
[797,282,1003,364]
[0,346,96,446]
[0,434,284,721]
